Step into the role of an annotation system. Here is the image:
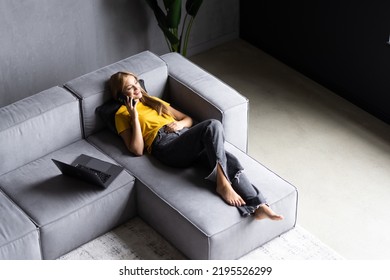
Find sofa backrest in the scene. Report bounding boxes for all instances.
[64,51,168,138]
[0,87,82,175]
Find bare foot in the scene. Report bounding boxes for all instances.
[215,163,245,206]
[216,184,246,207]
[254,204,284,221]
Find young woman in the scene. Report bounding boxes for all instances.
[110,71,283,221]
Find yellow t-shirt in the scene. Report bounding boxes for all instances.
[115,97,175,153]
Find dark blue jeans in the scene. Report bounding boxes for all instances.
[151,119,266,216]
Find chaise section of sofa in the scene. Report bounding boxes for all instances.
[64,50,298,259]
[88,131,297,259]
[0,86,136,259]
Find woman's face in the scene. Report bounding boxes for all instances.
[122,75,143,100]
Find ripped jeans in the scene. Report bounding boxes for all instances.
[151,119,266,217]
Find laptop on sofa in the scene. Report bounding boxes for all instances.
[52,154,123,188]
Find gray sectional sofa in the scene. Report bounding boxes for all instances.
[0,51,298,260]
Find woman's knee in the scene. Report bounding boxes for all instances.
[208,119,223,132]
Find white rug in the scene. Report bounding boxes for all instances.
[59,217,343,260]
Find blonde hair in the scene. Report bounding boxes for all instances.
[109,71,173,118]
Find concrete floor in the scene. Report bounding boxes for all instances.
[190,39,390,260]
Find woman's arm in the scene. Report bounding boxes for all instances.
[120,99,144,156]
[165,106,193,132]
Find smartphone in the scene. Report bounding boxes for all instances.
[117,92,136,107]
[117,92,127,105]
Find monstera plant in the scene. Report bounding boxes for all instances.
[145,0,203,56]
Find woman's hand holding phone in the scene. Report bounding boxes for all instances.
[125,96,139,119]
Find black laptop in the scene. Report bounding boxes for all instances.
[52,154,123,188]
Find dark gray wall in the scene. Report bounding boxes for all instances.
[240,0,390,124]
[0,0,239,107]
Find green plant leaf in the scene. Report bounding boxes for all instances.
[186,0,203,17]
[145,0,203,55]
[163,0,175,10]
[158,24,180,49]
[164,0,182,28]
[145,0,168,29]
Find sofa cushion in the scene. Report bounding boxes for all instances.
[95,99,122,134]
[0,192,41,260]
[0,86,82,175]
[88,130,298,259]
[0,140,136,259]
[64,51,168,138]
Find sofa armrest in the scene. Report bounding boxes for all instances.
[161,52,249,152]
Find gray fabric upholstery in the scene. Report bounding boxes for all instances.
[64,51,168,138]
[0,86,82,175]
[0,140,136,259]
[0,192,41,260]
[161,53,249,152]
[88,130,297,259]
[0,86,136,260]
